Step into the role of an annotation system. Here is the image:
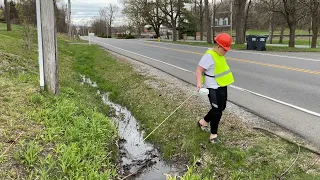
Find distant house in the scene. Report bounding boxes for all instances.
[215,17,230,26]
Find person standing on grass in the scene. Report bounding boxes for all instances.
[195,33,234,143]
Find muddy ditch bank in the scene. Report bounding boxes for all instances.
[80,75,186,179]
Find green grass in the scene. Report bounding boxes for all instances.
[1,22,320,179]
[161,41,320,52]
[0,23,118,179]
[278,39,317,46]
[68,38,320,178]
[189,28,319,46]
[218,29,312,36]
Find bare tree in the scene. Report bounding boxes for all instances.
[123,0,166,38]
[55,3,68,33]
[159,0,185,41]
[199,0,204,40]
[301,0,320,48]
[16,0,37,25]
[243,0,252,41]
[99,9,108,36]
[191,0,207,40]
[122,0,145,37]
[276,0,306,47]
[262,0,281,44]
[193,0,197,40]
[0,5,4,20]
[204,0,212,43]
[91,17,104,36]
[212,0,223,39]
[16,0,66,35]
[143,0,164,38]
[0,8,3,20]
[4,0,12,31]
[100,3,119,37]
[234,0,246,44]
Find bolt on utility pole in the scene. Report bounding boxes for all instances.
[36,0,59,95]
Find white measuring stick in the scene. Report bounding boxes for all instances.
[141,88,208,143]
[141,94,194,143]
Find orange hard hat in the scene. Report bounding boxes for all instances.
[214,33,232,51]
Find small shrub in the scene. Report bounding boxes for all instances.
[23,24,35,52]
[125,35,136,39]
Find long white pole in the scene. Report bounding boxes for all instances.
[89,31,91,45]
[36,0,44,90]
[106,22,108,38]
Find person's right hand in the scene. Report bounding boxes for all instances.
[197,82,202,92]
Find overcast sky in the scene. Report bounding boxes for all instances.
[60,0,124,26]
[0,0,124,26]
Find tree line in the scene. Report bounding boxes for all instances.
[0,0,70,34]
[122,0,320,48]
[1,0,319,48]
[90,3,119,38]
[0,0,121,38]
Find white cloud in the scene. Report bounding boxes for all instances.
[59,0,124,26]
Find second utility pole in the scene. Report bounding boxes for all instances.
[68,0,72,38]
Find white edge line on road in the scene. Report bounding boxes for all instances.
[229,85,320,117]
[92,40,194,73]
[146,40,320,62]
[91,39,320,118]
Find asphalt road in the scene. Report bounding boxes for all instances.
[82,36,320,147]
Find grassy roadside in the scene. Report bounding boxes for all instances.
[155,40,320,52]
[1,22,320,179]
[69,43,320,178]
[0,23,119,179]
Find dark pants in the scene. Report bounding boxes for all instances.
[204,87,227,134]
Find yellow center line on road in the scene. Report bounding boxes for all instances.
[126,41,320,75]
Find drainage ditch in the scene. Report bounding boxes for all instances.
[80,75,185,179]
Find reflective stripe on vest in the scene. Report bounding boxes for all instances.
[204,69,231,78]
[201,49,234,87]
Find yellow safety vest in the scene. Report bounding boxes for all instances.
[201,49,234,87]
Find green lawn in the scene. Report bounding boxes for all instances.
[218,29,312,36]
[193,29,319,46]
[0,23,118,179]
[70,39,320,180]
[161,41,320,52]
[1,22,320,179]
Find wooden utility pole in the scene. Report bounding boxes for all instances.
[205,0,212,43]
[68,0,72,38]
[4,0,12,31]
[36,0,59,95]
